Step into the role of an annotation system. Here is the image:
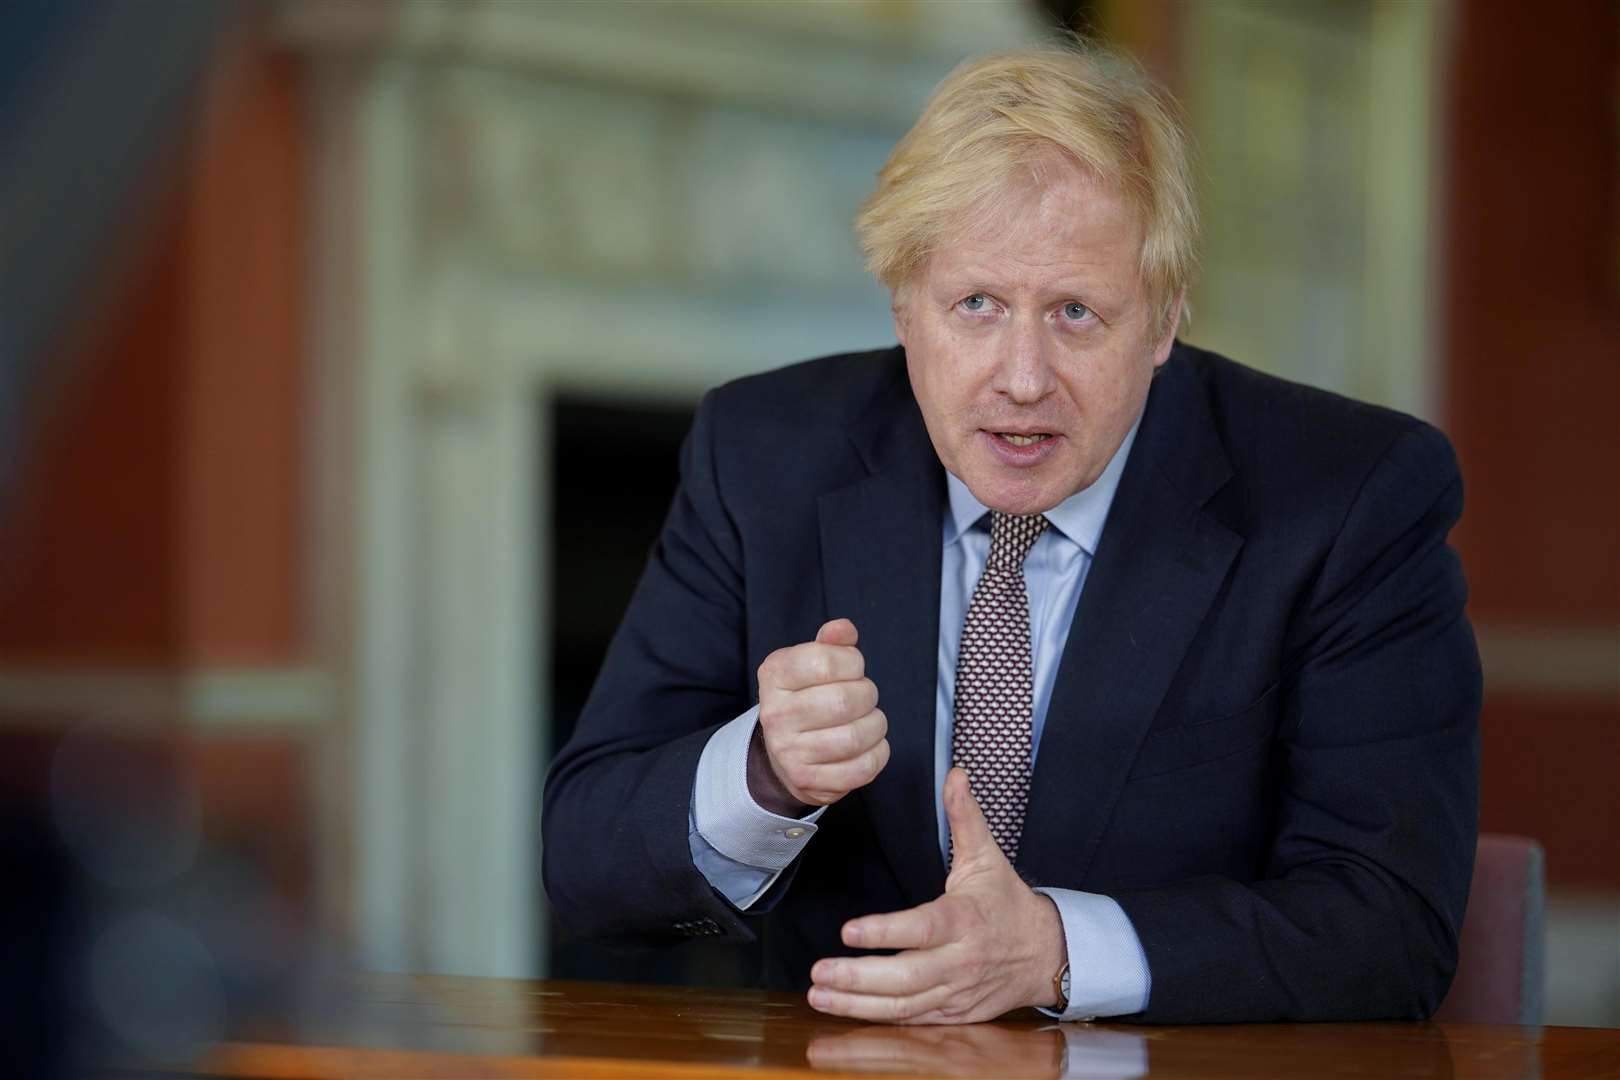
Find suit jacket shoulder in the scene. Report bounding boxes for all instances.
[697,346,926,529]
[709,346,908,426]
[1167,342,1459,532]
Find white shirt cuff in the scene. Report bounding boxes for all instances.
[690,706,824,907]
[1031,888,1152,1020]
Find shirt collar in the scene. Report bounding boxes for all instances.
[942,412,1142,557]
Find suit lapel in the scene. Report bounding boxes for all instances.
[1018,357,1244,888]
[819,360,948,907]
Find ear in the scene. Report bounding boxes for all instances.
[1151,290,1184,369]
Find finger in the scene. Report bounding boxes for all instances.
[815,618,858,647]
[795,739,889,801]
[943,767,1000,868]
[780,680,878,732]
[841,895,954,951]
[766,643,865,691]
[810,946,955,997]
[794,708,887,763]
[807,982,954,1024]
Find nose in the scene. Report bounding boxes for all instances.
[991,315,1057,405]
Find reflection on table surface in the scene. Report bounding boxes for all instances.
[194,975,1618,1079]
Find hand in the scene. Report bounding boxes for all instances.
[806,767,1066,1024]
[751,618,889,814]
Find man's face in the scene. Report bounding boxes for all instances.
[895,160,1178,515]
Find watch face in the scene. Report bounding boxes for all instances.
[1061,968,1071,999]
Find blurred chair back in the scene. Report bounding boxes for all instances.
[1435,834,1546,1025]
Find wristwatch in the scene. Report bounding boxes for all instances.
[1053,962,1071,1011]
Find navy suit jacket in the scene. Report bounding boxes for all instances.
[542,343,1481,1023]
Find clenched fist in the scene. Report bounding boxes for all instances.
[749,618,890,814]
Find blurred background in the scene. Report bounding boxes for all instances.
[1,0,1615,1068]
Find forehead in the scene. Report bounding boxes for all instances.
[924,159,1144,293]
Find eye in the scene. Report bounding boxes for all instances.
[1061,301,1093,322]
[957,293,990,313]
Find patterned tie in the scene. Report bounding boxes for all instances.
[951,510,1049,864]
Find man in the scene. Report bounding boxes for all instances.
[542,41,1480,1025]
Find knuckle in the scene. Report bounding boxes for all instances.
[860,748,884,780]
[861,750,882,784]
[837,682,862,717]
[836,724,862,759]
[821,683,844,717]
[803,686,834,724]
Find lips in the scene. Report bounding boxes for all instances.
[981,429,1062,466]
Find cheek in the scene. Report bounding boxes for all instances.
[911,333,983,413]
[1059,345,1149,410]
[1054,365,1111,417]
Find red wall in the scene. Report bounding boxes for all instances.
[0,27,317,908]
[1442,0,1620,887]
[0,35,307,667]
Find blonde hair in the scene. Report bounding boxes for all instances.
[855,39,1197,332]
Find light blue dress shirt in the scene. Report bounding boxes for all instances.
[688,418,1151,1020]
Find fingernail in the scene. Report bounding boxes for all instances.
[808,987,828,1009]
[843,924,863,946]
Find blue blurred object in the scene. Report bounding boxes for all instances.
[0,7,235,1073]
[0,0,230,518]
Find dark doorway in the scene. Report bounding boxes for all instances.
[543,391,755,987]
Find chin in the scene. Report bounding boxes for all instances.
[965,473,1067,517]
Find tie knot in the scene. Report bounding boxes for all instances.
[987,511,1048,571]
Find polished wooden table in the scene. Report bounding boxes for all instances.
[199,976,1619,1079]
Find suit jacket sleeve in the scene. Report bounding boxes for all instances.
[1114,422,1482,1022]
[542,389,764,944]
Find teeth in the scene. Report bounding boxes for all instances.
[999,433,1049,447]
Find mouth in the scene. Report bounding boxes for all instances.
[993,432,1052,447]
[981,429,1062,466]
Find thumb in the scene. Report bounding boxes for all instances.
[943,767,1001,870]
[815,618,859,647]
